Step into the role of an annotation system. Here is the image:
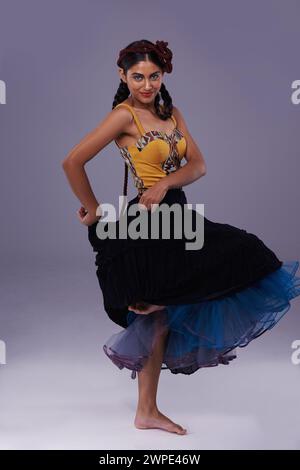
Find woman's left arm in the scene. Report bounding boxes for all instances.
[162,105,207,190]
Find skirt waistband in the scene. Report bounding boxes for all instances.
[138,186,183,197]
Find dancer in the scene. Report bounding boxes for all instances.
[62,39,300,435]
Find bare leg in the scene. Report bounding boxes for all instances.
[134,312,187,435]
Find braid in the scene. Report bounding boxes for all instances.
[154,83,173,120]
[123,160,128,197]
[112,79,130,109]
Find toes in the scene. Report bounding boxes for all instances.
[174,423,187,434]
[176,427,186,434]
[166,424,186,435]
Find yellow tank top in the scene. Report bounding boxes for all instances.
[114,103,187,196]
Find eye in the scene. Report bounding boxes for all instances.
[133,74,160,81]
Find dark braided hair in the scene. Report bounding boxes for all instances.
[112,39,174,196]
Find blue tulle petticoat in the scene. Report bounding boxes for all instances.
[103,260,300,379]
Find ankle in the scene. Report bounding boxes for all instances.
[136,403,159,415]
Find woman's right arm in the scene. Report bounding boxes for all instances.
[61,106,131,225]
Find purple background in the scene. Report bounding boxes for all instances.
[0,0,299,450]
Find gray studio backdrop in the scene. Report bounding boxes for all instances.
[0,0,299,450]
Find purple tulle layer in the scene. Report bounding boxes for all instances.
[103,260,300,379]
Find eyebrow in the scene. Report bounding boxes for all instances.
[131,71,161,77]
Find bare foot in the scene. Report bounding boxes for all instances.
[134,409,187,435]
[128,302,166,315]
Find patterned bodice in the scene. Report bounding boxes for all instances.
[114,103,187,196]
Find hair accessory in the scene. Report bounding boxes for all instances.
[117,40,173,73]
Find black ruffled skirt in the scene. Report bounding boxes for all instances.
[87,188,300,379]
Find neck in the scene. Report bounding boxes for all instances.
[128,96,158,113]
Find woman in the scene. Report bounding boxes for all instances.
[62,39,300,435]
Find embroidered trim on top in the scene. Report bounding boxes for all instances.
[118,127,184,151]
[117,129,185,196]
[119,147,146,195]
[161,132,182,175]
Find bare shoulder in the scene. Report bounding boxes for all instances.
[110,103,134,129]
[172,104,183,119]
[172,105,207,172]
[112,102,134,120]
[172,105,189,135]
[62,104,134,166]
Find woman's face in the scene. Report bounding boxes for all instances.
[119,60,164,105]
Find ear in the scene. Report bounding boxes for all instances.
[118,68,126,84]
